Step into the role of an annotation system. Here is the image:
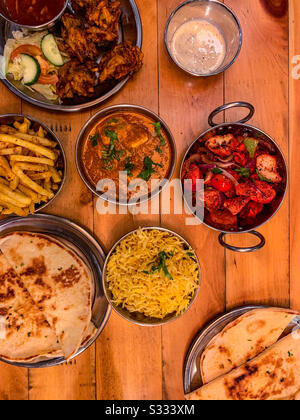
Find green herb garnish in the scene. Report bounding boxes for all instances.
[244,137,259,158]
[90,134,99,147]
[288,351,294,357]
[212,168,223,175]
[102,130,124,169]
[235,167,250,178]
[138,156,163,181]
[256,170,273,183]
[153,122,166,146]
[143,251,173,280]
[107,118,119,124]
[155,146,163,154]
[124,157,134,177]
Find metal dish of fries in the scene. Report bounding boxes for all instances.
[0,114,66,217]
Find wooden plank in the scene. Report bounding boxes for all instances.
[0,82,29,400]
[290,0,300,312]
[224,0,290,308]
[19,105,96,400]
[95,0,163,400]
[158,0,225,400]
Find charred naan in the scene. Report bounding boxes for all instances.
[0,253,61,362]
[0,232,92,360]
[201,308,298,384]
[187,330,300,400]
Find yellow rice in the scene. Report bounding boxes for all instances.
[105,229,200,319]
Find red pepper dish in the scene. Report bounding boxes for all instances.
[181,132,286,232]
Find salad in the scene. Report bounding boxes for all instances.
[3,31,66,101]
[182,132,286,231]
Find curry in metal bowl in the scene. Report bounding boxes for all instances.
[78,107,176,203]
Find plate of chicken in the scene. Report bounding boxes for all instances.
[180,102,288,252]
[0,0,143,111]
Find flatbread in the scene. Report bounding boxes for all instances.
[186,330,300,400]
[0,232,92,360]
[0,253,61,362]
[201,308,298,384]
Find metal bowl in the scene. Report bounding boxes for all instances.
[0,214,111,368]
[0,0,69,31]
[165,0,243,77]
[76,104,177,206]
[0,114,66,214]
[180,102,288,253]
[0,0,142,112]
[102,227,202,327]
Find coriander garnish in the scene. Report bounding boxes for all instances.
[90,133,99,147]
[235,167,250,178]
[211,167,223,175]
[153,122,166,146]
[143,251,173,280]
[138,156,163,181]
[102,130,125,169]
[124,157,134,177]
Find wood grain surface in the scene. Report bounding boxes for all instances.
[0,0,298,400]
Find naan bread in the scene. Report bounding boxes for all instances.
[201,308,298,384]
[187,330,300,400]
[0,253,61,362]
[0,233,92,360]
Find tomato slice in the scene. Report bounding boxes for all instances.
[11,45,42,61]
[38,74,59,85]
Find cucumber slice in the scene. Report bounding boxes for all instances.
[21,54,41,86]
[41,34,64,67]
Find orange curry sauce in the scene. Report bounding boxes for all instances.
[81,112,172,200]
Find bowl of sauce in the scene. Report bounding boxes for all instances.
[76,104,177,206]
[0,0,68,30]
[165,0,242,77]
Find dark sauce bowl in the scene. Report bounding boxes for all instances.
[0,0,69,31]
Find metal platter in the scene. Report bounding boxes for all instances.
[183,306,300,395]
[0,214,111,368]
[0,0,142,112]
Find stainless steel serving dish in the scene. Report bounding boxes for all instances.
[183,305,300,395]
[180,102,288,253]
[0,114,66,213]
[102,227,201,327]
[0,214,111,368]
[0,0,69,31]
[165,0,243,77]
[76,104,177,206]
[0,0,142,112]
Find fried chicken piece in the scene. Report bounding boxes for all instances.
[57,60,97,99]
[86,0,121,46]
[61,14,98,62]
[99,42,143,84]
[71,0,97,13]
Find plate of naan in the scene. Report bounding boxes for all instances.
[0,214,111,367]
[184,306,300,400]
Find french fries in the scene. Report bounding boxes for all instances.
[0,118,63,217]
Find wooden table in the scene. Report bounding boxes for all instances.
[0,0,299,401]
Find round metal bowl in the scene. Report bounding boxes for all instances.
[76,104,177,206]
[0,0,142,112]
[102,227,202,327]
[165,0,243,77]
[0,0,69,31]
[0,214,111,368]
[180,102,288,253]
[0,114,66,214]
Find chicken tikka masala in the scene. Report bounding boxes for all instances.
[81,113,172,200]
